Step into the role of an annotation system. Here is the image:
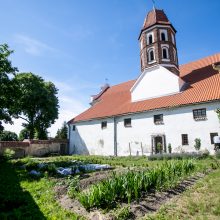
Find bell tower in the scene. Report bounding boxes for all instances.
[139,9,179,75]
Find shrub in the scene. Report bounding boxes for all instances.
[194,138,201,151]
[156,142,163,154]
[39,163,57,176]
[3,148,15,160]
[168,143,172,154]
[215,151,220,159]
[148,152,208,161]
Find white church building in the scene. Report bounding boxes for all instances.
[68,8,220,156]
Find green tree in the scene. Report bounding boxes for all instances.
[217,109,220,120]
[12,73,59,139]
[0,44,18,132]
[19,128,29,141]
[55,122,68,139]
[0,130,18,141]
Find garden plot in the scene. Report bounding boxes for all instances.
[6,156,219,220]
[51,159,211,219]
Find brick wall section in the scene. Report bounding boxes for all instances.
[0,139,69,158]
[0,141,29,148]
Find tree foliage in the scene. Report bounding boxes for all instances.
[19,128,29,141]
[55,122,68,139]
[0,44,18,132]
[0,130,18,141]
[217,109,220,120]
[12,73,59,139]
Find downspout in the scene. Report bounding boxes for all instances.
[113,117,118,156]
[67,123,71,155]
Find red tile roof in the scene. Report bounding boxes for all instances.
[70,53,220,123]
[139,9,176,39]
[143,9,170,29]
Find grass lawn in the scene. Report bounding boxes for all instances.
[0,155,219,219]
[145,168,220,220]
[0,160,81,220]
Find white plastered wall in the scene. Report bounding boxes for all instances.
[69,118,115,155]
[131,65,180,102]
[116,102,220,156]
[69,102,220,156]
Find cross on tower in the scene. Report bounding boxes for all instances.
[152,0,156,10]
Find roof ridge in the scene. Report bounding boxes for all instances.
[180,53,220,67]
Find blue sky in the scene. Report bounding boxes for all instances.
[1,0,220,136]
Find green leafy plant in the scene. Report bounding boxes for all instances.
[78,160,196,210]
[194,138,201,151]
[3,148,15,160]
[168,143,172,154]
[67,176,80,198]
[156,142,163,154]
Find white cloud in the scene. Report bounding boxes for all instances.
[14,34,56,56]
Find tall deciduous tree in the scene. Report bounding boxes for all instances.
[0,130,18,141]
[55,122,68,139]
[0,44,18,132]
[12,73,59,139]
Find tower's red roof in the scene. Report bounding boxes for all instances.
[139,9,176,39]
[69,53,220,123]
[143,9,170,29]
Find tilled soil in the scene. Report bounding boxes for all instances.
[54,171,207,220]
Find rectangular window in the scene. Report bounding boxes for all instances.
[193,108,207,120]
[72,125,76,131]
[101,121,107,129]
[154,114,163,124]
[182,134,189,145]
[124,118,131,127]
[210,133,218,144]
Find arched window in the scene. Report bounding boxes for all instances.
[162,47,169,59]
[148,49,155,62]
[148,34,153,44]
[147,32,154,45]
[161,32,166,41]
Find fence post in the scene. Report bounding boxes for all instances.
[141,142,144,156]
[129,142,131,156]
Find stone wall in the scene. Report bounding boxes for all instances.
[0,139,69,158]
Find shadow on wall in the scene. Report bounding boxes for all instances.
[0,160,46,219]
[71,128,90,155]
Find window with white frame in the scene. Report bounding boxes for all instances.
[147,32,154,45]
[160,29,168,41]
[147,48,155,63]
[162,47,169,60]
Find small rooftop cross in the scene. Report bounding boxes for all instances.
[152,0,156,10]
